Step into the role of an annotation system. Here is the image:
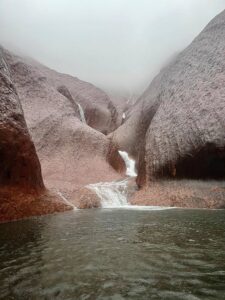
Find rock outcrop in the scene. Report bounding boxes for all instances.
[2,49,125,204]
[0,49,43,192]
[0,48,72,222]
[4,50,119,135]
[72,187,101,209]
[113,10,225,185]
[130,180,225,209]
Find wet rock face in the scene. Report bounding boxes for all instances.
[106,139,126,174]
[113,10,225,184]
[57,85,81,118]
[0,49,73,222]
[130,180,225,209]
[153,145,225,180]
[84,100,118,135]
[72,187,101,209]
[0,49,44,192]
[145,10,225,181]
[4,50,118,135]
[2,48,122,194]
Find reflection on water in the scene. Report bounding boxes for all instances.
[0,209,225,299]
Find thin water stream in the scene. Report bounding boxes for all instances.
[76,102,86,123]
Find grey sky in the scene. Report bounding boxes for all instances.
[0,0,225,95]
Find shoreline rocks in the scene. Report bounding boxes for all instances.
[130,180,225,209]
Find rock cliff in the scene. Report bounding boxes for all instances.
[2,49,124,202]
[4,50,119,135]
[113,10,225,186]
[0,48,72,222]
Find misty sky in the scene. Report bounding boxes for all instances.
[0,0,225,95]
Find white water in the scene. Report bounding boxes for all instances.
[88,180,129,208]
[76,102,87,124]
[102,206,176,211]
[87,151,137,208]
[118,150,137,177]
[86,151,174,210]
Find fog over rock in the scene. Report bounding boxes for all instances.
[1,0,224,94]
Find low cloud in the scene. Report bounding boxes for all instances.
[0,0,224,95]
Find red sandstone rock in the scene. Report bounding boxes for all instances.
[0,48,72,222]
[2,48,124,198]
[113,10,225,186]
[71,187,101,209]
[130,180,225,209]
[4,50,118,135]
[0,49,43,193]
[0,188,72,223]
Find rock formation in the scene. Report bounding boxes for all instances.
[2,10,225,212]
[2,49,125,203]
[0,49,43,192]
[111,10,225,208]
[0,48,72,222]
[113,10,225,185]
[4,50,119,135]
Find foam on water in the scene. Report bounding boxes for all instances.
[112,205,176,211]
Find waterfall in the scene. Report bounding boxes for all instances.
[118,150,137,177]
[87,151,137,208]
[88,180,129,208]
[76,102,87,124]
[86,151,173,210]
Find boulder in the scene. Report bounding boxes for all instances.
[0,48,72,222]
[0,49,43,192]
[113,10,225,185]
[72,187,101,209]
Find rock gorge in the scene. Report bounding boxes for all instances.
[1,10,225,222]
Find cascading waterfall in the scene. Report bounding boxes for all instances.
[118,150,137,177]
[88,180,129,208]
[87,151,137,208]
[76,102,87,124]
[86,151,173,210]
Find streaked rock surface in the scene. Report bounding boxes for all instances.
[113,10,225,185]
[2,48,124,204]
[0,48,72,222]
